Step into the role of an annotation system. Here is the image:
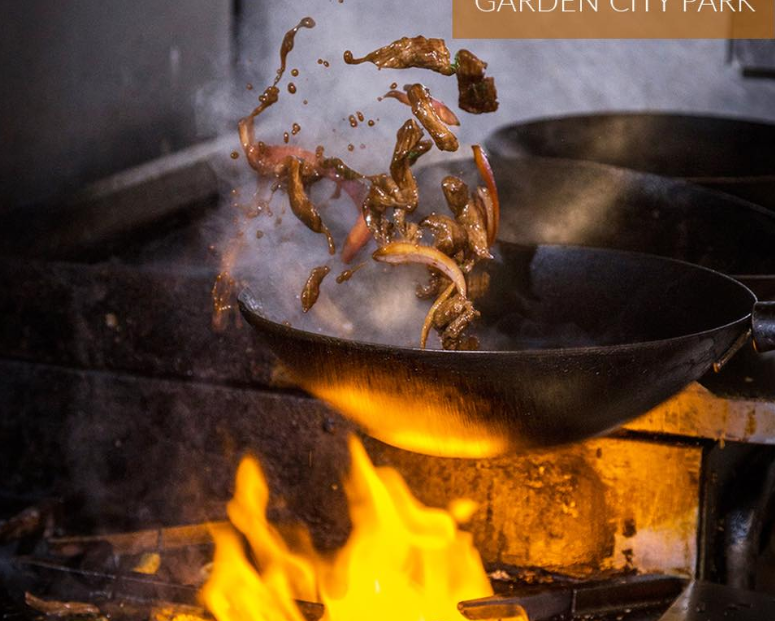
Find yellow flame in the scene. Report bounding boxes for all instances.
[201,436,499,621]
[309,382,509,459]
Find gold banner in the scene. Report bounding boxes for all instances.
[453,0,774,38]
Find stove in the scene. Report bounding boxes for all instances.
[3,139,775,620]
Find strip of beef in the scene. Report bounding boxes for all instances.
[406,84,459,152]
[420,214,467,257]
[431,294,480,350]
[301,265,331,312]
[441,176,491,260]
[344,36,455,75]
[286,157,335,254]
[363,119,429,242]
[455,50,499,114]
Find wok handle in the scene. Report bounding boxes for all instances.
[752,301,775,353]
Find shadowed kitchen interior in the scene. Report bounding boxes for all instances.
[3,1,775,621]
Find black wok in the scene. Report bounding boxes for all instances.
[239,245,775,458]
[486,113,775,212]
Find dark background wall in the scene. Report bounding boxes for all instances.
[2,0,775,209]
[0,0,232,208]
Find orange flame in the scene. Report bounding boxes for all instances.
[201,436,499,621]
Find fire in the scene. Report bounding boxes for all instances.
[201,436,498,621]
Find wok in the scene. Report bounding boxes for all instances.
[239,244,775,458]
[486,113,775,212]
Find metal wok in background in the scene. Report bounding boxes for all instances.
[486,113,775,212]
[239,245,775,458]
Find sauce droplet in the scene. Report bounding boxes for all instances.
[292,123,301,135]
[291,68,299,77]
[390,82,398,89]
[347,144,355,152]
[288,82,297,94]
[275,17,316,86]
[256,230,264,239]
[246,83,253,90]
[368,119,375,127]
[357,111,364,122]
[283,132,290,144]
[230,151,240,159]
[348,114,358,128]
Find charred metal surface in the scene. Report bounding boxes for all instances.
[697,442,775,592]
[458,574,685,620]
[366,435,702,577]
[659,581,775,620]
[11,557,325,621]
[627,384,775,443]
[0,359,356,546]
[0,259,280,388]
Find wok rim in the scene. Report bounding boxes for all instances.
[238,244,758,358]
[488,111,775,183]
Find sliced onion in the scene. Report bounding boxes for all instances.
[472,145,500,246]
[372,242,467,298]
[342,215,372,263]
[383,89,461,126]
[420,282,456,349]
[476,186,495,247]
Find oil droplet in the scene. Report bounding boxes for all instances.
[357,111,364,122]
[283,132,290,144]
[368,119,375,127]
[291,68,299,77]
[292,122,301,135]
[246,83,254,90]
[348,114,358,128]
[230,151,240,159]
[347,144,355,152]
[288,82,297,94]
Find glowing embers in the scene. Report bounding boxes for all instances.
[201,437,499,621]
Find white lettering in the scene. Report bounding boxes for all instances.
[497,0,519,9]
[683,0,697,11]
[698,0,718,10]
[661,0,668,11]
[520,0,536,10]
[582,0,599,10]
[611,0,630,11]
[475,0,496,11]
[739,0,755,10]
[539,0,558,11]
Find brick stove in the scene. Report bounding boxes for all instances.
[2,139,775,621]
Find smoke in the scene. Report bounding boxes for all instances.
[196,0,486,348]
